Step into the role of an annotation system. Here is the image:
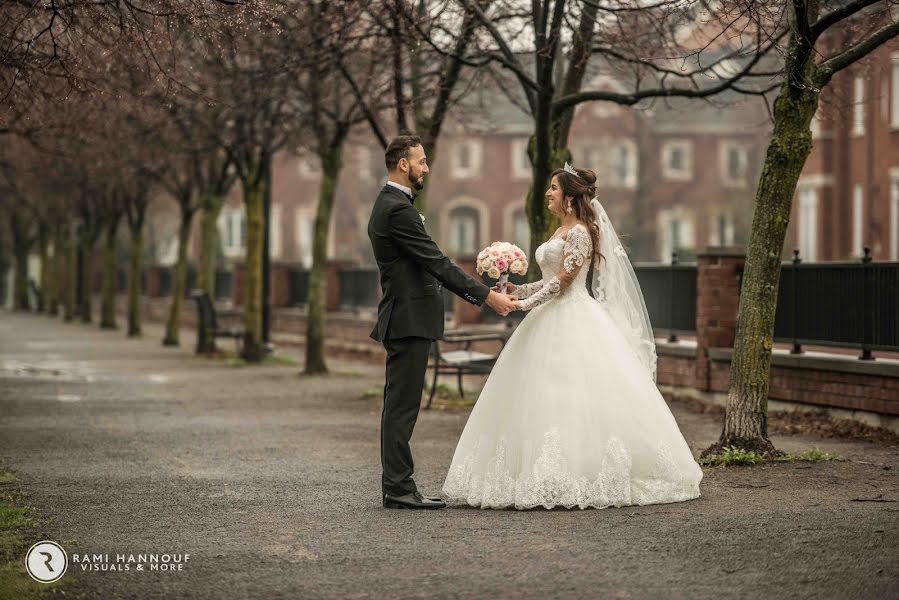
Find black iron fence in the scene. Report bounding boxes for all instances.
[289,268,309,306]
[339,267,379,309]
[772,249,899,356]
[634,256,697,339]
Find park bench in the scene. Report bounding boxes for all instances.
[190,290,245,355]
[425,328,511,409]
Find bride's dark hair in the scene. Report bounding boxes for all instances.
[551,166,603,269]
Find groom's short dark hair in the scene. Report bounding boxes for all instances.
[385,135,422,171]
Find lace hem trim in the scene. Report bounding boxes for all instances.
[442,429,702,510]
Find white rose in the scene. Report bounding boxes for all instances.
[487,266,501,279]
[479,258,493,271]
[510,260,524,273]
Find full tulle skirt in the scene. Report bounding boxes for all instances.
[441,293,704,510]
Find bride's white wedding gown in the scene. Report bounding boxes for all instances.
[442,223,703,510]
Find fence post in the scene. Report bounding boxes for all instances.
[695,247,746,392]
[860,246,873,360]
[667,251,678,342]
[790,249,802,354]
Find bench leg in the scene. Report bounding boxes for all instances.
[457,368,464,400]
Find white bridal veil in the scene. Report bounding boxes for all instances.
[589,197,658,382]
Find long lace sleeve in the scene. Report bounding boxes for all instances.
[511,280,545,299]
[516,225,592,311]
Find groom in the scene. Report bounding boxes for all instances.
[368,135,518,509]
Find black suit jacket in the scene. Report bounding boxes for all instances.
[368,184,490,341]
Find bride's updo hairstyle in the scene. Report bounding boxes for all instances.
[551,166,603,268]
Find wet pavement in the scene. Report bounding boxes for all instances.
[1,311,897,599]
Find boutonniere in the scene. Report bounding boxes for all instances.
[419,213,426,223]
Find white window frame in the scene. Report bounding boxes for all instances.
[708,212,735,246]
[504,204,530,256]
[890,171,899,261]
[440,196,489,256]
[852,76,865,136]
[720,142,749,187]
[852,184,864,257]
[510,138,531,180]
[294,207,335,268]
[269,203,282,259]
[218,206,247,259]
[657,208,694,262]
[607,139,637,189]
[892,52,899,129]
[798,186,818,262]
[661,140,693,181]
[450,139,482,180]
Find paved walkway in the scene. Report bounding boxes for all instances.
[0,311,897,599]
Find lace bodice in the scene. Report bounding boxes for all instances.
[514,224,593,311]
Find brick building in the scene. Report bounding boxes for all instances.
[162,77,772,270]
[789,37,899,262]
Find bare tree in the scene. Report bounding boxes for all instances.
[703,0,899,457]
[459,0,787,279]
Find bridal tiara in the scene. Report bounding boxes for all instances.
[563,161,580,178]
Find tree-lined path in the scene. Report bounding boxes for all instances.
[0,311,896,599]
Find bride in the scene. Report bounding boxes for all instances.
[441,163,703,510]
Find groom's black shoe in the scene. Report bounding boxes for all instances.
[383,490,446,509]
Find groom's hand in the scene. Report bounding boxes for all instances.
[486,290,518,316]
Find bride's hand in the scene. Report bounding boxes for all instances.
[492,282,516,293]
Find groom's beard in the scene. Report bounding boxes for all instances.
[409,171,425,191]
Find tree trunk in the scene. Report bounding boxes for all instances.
[79,232,94,323]
[241,175,265,362]
[304,148,343,375]
[703,53,819,459]
[13,240,29,311]
[37,224,49,312]
[197,192,224,353]
[163,207,194,346]
[49,224,63,316]
[100,216,120,329]
[127,222,143,338]
[64,228,76,322]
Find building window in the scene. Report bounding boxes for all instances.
[890,174,898,261]
[583,146,604,175]
[892,53,899,129]
[451,140,482,179]
[720,142,749,187]
[510,138,531,179]
[853,76,865,136]
[295,209,314,268]
[661,140,693,181]
[219,206,247,259]
[448,206,480,255]
[269,204,282,259]
[511,208,529,255]
[709,213,735,246]
[852,184,864,257]
[658,209,694,261]
[608,140,637,189]
[798,186,818,261]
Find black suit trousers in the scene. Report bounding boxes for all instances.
[380,336,432,497]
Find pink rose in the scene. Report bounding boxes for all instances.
[496,259,508,272]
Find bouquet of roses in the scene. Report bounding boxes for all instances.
[476,241,528,288]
